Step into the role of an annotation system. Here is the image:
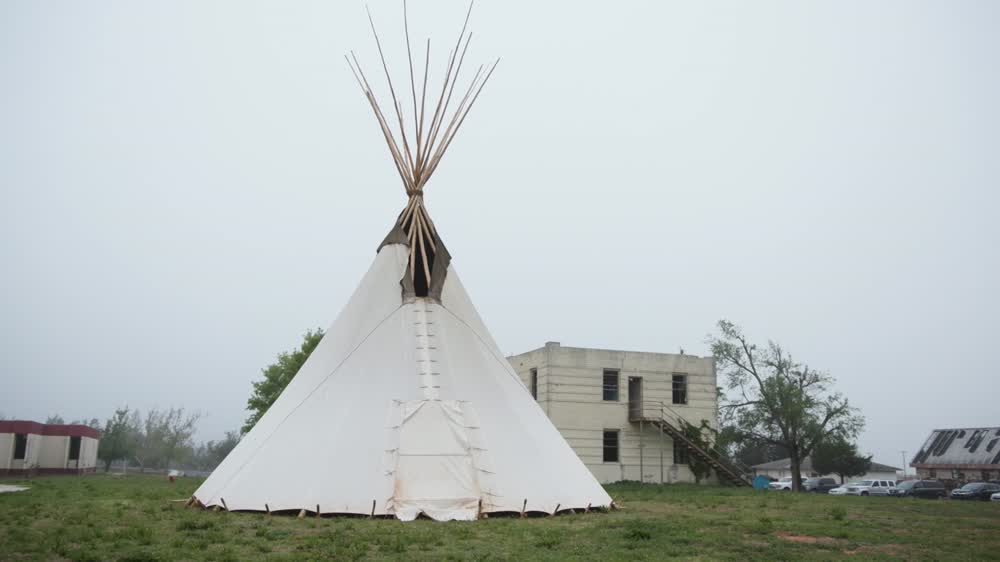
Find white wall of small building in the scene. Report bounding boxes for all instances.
[1,432,99,471]
[509,342,718,485]
[78,437,99,470]
[37,436,69,468]
[0,433,12,470]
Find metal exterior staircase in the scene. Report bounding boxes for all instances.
[629,400,753,487]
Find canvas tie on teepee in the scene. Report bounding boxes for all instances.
[191,1,612,521]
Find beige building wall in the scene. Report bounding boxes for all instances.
[1,432,100,471]
[37,436,69,469]
[78,437,99,470]
[0,433,12,470]
[9,434,45,470]
[508,342,718,485]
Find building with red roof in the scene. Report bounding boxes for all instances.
[0,420,101,476]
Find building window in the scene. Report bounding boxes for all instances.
[69,436,82,461]
[603,369,619,401]
[603,430,619,462]
[672,374,687,405]
[673,440,689,465]
[929,469,937,478]
[529,368,538,399]
[13,434,27,460]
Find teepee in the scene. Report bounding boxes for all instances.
[192,3,612,521]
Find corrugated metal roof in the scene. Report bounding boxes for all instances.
[911,427,1000,468]
[751,456,900,472]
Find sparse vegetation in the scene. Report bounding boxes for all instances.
[0,475,998,560]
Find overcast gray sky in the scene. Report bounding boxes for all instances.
[2,0,997,470]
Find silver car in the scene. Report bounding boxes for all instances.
[845,479,896,496]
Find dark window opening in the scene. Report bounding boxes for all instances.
[603,430,619,462]
[672,374,688,405]
[13,434,27,460]
[673,440,689,465]
[68,436,81,461]
[603,370,619,401]
[929,469,937,478]
[529,368,538,400]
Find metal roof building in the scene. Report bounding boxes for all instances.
[911,427,1000,482]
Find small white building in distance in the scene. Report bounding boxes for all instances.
[0,421,100,476]
[508,342,749,486]
[751,456,901,483]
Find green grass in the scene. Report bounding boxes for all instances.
[1,475,998,560]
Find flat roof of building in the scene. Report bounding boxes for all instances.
[0,420,101,440]
[508,341,713,361]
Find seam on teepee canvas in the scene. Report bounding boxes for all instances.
[209,304,407,502]
[437,306,528,389]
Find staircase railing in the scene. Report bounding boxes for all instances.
[631,399,753,485]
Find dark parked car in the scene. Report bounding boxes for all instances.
[888,480,946,499]
[803,477,839,493]
[950,482,1000,501]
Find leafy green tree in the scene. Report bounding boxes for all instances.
[98,407,138,472]
[191,431,241,470]
[243,329,324,434]
[709,320,865,492]
[716,425,789,467]
[679,420,717,484]
[134,407,200,471]
[812,436,872,484]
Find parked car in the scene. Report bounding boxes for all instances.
[828,482,860,496]
[991,491,1000,502]
[888,480,946,499]
[845,479,896,496]
[768,476,803,491]
[803,477,839,493]
[950,482,1000,501]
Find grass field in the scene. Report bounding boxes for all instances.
[1,475,999,561]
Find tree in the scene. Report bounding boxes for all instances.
[71,417,102,430]
[679,420,717,484]
[133,408,200,471]
[709,320,864,492]
[717,425,789,467]
[812,436,872,484]
[45,414,66,424]
[190,431,240,471]
[98,407,138,472]
[243,329,324,434]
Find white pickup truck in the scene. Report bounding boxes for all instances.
[845,479,896,496]
[768,476,802,491]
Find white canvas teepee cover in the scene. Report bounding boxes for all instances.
[194,3,612,521]
[193,244,612,520]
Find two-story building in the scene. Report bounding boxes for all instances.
[507,342,725,485]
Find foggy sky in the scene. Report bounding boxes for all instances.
[2,0,998,471]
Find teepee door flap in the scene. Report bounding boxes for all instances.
[389,400,481,521]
